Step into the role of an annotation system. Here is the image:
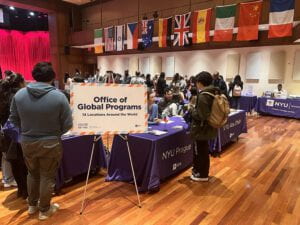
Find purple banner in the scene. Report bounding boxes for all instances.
[106,117,192,192]
[107,113,247,192]
[2,122,107,190]
[256,97,300,119]
[210,110,247,152]
[230,96,257,113]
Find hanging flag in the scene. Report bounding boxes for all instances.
[115,25,125,51]
[141,19,154,48]
[174,13,191,46]
[214,4,236,42]
[192,8,212,44]
[237,1,262,41]
[268,0,295,38]
[127,22,138,50]
[94,28,103,54]
[104,26,115,52]
[0,8,3,23]
[158,17,172,48]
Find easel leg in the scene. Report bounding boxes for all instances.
[80,135,101,214]
[121,135,142,208]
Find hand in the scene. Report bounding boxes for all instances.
[154,118,161,123]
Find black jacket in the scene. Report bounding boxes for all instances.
[190,85,218,141]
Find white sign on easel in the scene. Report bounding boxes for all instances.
[70,83,147,211]
[70,83,148,135]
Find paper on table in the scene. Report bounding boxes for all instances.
[172,125,183,130]
[149,130,168,136]
[159,120,174,124]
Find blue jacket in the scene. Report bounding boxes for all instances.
[9,82,73,142]
[148,104,159,125]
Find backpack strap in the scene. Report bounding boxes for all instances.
[201,92,215,98]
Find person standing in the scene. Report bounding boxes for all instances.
[228,75,243,109]
[212,72,228,98]
[9,62,73,220]
[190,71,218,181]
[3,73,28,198]
[156,72,167,97]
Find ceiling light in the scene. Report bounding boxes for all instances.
[9,6,15,10]
[29,12,35,16]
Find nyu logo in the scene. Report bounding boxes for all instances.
[266,100,275,107]
[274,102,289,108]
[172,162,182,171]
[266,100,289,108]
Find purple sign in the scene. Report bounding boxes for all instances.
[256,97,300,119]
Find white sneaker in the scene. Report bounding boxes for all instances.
[39,203,60,221]
[28,206,38,215]
[3,180,17,188]
[190,174,209,182]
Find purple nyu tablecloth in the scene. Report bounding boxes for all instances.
[256,97,300,119]
[230,96,257,113]
[107,112,247,192]
[2,123,107,190]
[57,135,107,190]
[106,117,193,192]
[210,110,247,152]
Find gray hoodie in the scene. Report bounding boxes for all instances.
[9,82,73,142]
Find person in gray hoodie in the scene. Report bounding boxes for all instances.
[9,62,73,220]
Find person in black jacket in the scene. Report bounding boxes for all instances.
[228,75,243,109]
[190,71,218,182]
[156,72,167,97]
[213,72,228,98]
[1,73,28,198]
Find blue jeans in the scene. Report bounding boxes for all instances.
[1,153,15,184]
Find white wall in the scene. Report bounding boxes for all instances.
[98,45,300,95]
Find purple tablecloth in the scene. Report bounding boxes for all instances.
[230,96,257,113]
[210,110,247,152]
[2,123,107,190]
[107,111,247,192]
[256,97,300,119]
[106,117,193,192]
[57,135,107,190]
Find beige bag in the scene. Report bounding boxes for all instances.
[201,92,230,128]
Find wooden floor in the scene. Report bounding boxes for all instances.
[0,115,300,225]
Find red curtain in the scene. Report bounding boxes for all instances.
[0,29,50,80]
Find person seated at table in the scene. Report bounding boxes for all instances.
[158,87,178,117]
[190,71,218,182]
[273,84,288,99]
[147,91,161,125]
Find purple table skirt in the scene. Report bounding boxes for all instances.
[106,117,193,192]
[230,96,257,113]
[256,97,300,119]
[2,123,107,190]
[57,135,107,190]
[210,110,248,152]
[107,112,247,192]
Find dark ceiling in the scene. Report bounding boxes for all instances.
[0,4,48,31]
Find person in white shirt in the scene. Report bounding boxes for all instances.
[130,71,145,84]
[273,84,288,99]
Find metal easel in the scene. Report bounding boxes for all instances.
[80,134,141,215]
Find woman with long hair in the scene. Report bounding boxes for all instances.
[228,75,243,109]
